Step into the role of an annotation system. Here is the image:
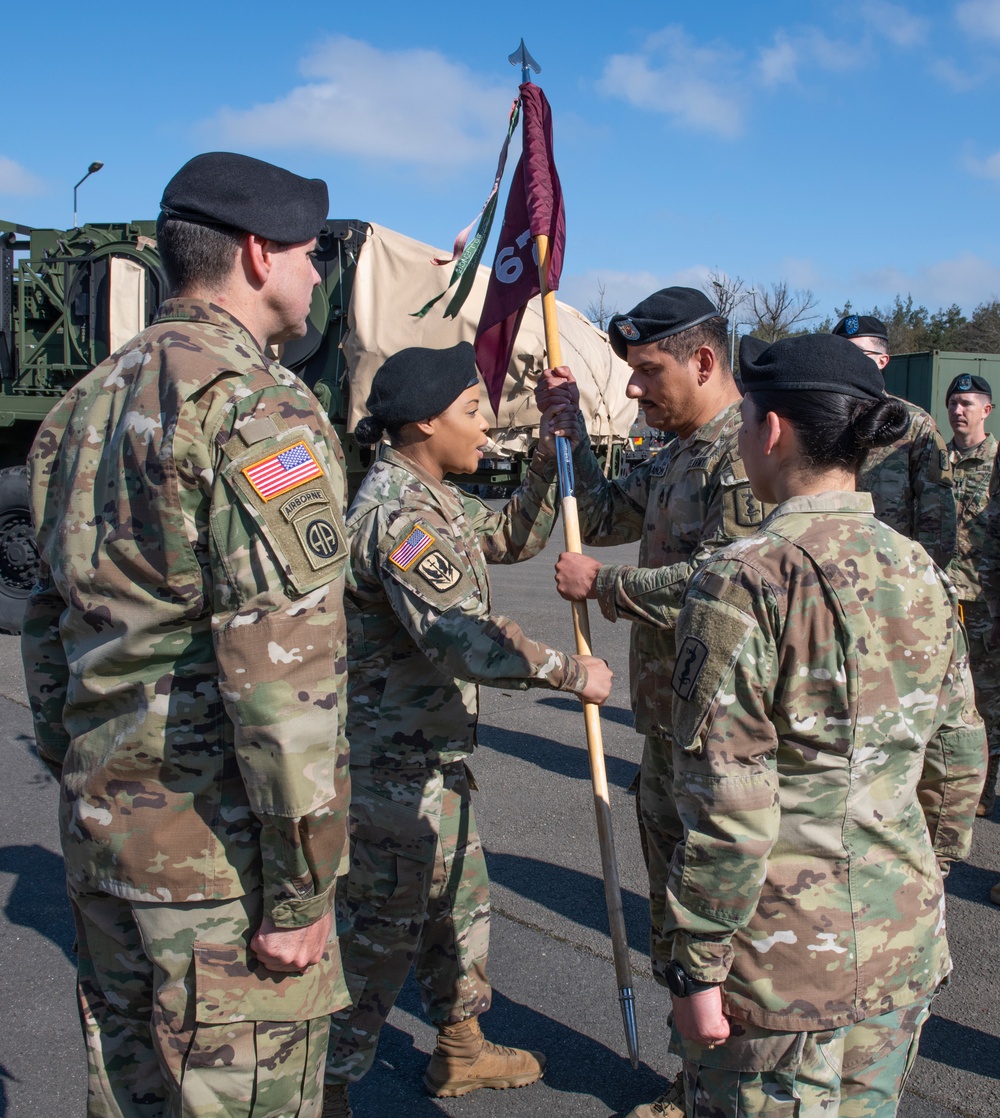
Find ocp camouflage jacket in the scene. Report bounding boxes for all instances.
[572,401,767,736]
[345,446,586,771]
[22,299,350,930]
[666,491,986,1031]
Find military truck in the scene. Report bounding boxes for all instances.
[0,218,637,633]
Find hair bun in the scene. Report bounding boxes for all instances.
[853,397,910,450]
[354,415,385,446]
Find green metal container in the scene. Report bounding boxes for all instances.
[885,350,1000,441]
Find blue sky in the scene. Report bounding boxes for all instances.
[4,1,1000,326]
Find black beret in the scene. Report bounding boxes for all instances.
[739,333,887,401]
[360,342,480,440]
[947,373,992,401]
[608,287,720,359]
[832,314,888,341]
[157,152,329,242]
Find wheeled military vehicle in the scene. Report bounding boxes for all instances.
[0,218,637,632]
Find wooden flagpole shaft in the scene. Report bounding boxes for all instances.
[535,233,638,1066]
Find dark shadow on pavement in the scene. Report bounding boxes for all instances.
[477,724,640,791]
[919,1015,1000,1081]
[485,851,649,955]
[0,844,74,963]
[942,859,1000,909]
[349,974,669,1116]
[534,696,636,729]
[0,1060,13,1118]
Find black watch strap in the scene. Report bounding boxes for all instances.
[666,960,720,998]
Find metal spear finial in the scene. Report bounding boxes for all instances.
[508,38,541,85]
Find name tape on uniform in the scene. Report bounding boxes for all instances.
[243,441,323,501]
[389,527,436,570]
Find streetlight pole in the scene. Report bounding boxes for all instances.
[73,162,104,228]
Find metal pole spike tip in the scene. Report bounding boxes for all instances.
[619,987,640,1069]
[508,39,541,78]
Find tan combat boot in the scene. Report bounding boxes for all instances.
[976,753,999,817]
[320,1083,353,1118]
[625,1070,686,1118]
[423,1016,545,1098]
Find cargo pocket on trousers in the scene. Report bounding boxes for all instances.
[184,942,347,1116]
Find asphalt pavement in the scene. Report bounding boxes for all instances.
[1,518,998,1117]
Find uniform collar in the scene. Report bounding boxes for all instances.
[674,400,741,452]
[764,490,875,525]
[153,298,266,358]
[377,446,466,514]
[948,433,996,464]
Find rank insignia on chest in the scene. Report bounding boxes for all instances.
[389,526,436,570]
[242,441,323,501]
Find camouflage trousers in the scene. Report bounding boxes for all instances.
[635,733,685,986]
[325,761,491,1085]
[963,602,1000,756]
[670,994,934,1117]
[69,881,344,1117]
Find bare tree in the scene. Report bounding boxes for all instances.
[748,282,819,342]
[702,269,747,321]
[586,280,619,331]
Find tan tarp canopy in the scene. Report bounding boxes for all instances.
[343,223,637,455]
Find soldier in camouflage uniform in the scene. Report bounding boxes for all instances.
[652,334,985,1118]
[321,343,612,1118]
[943,372,1000,817]
[832,314,956,567]
[21,153,352,1118]
[538,288,768,1118]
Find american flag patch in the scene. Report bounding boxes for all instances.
[389,526,435,570]
[242,441,323,501]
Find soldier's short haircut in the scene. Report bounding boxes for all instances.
[746,389,911,472]
[657,316,732,376]
[157,218,245,295]
[863,335,889,355]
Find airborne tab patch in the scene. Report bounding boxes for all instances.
[672,636,709,701]
[243,441,323,501]
[389,526,436,570]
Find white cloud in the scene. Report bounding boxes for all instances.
[957,0,1000,42]
[757,28,862,87]
[0,156,46,196]
[965,148,1000,179]
[857,253,1000,308]
[205,37,513,167]
[931,57,983,90]
[860,2,929,47]
[598,27,743,139]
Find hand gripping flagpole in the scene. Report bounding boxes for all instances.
[510,40,639,1070]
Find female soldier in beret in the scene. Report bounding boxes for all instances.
[322,342,612,1116]
[628,334,986,1118]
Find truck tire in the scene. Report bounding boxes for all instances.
[0,466,38,635]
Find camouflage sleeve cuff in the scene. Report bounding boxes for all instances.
[595,564,624,623]
[560,654,589,695]
[267,881,336,930]
[670,934,735,986]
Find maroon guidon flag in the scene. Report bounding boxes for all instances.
[475,82,565,417]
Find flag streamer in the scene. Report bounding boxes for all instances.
[411,100,520,320]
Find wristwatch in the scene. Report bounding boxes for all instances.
[665,960,720,998]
